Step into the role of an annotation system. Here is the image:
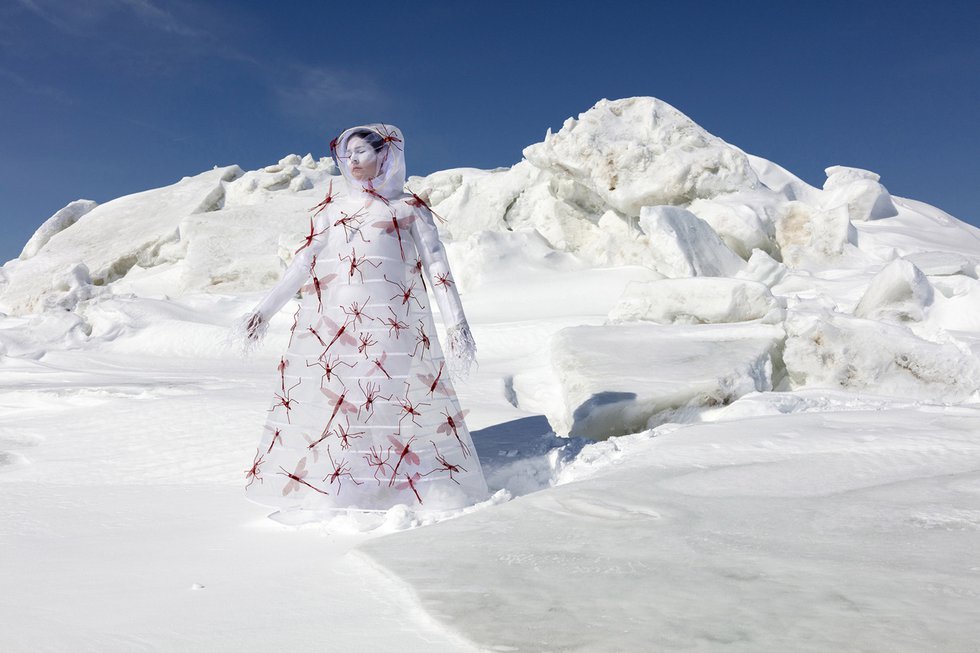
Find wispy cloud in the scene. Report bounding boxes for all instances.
[271,64,389,123]
[14,0,203,38]
[0,65,74,105]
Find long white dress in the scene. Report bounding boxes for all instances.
[239,124,488,512]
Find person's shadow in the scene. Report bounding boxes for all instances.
[471,415,588,497]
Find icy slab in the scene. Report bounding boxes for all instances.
[359,406,980,652]
[608,278,781,325]
[523,97,760,215]
[18,199,98,260]
[549,322,780,437]
[903,250,978,278]
[687,189,780,258]
[783,309,980,402]
[854,259,934,322]
[639,205,745,278]
[822,165,899,222]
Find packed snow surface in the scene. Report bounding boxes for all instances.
[2,96,979,651]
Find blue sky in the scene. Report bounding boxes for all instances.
[1,0,977,265]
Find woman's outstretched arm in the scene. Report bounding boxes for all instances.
[228,209,331,355]
[407,200,477,380]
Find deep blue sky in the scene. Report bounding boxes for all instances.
[1,0,977,264]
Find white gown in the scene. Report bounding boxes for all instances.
[239,124,488,512]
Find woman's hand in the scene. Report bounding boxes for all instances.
[245,313,264,340]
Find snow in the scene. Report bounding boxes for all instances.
[608,278,781,325]
[2,95,979,651]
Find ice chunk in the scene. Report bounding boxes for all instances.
[19,200,98,260]
[902,251,977,278]
[854,259,934,322]
[783,309,980,402]
[609,278,781,325]
[775,201,855,267]
[523,97,760,215]
[687,190,779,258]
[823,165,898,222]
[638,205,745,278]
[549,322,780,438]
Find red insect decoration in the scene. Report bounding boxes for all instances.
[299,260,336,312]
[358,379,391,420]
[335,416,365,450]
[412,320,431,359]
[363,445,394,484]
[357,331,378,357]
[265,425,284,454]
[319,380,359,435]
[424,441,466,484]
[269,378,302,424]
[334,207,370,244]
[413,257,427,291]
[276,356,289,392]
[305,351,354,388]
[387,434,421,486]
[342,296,374,326]
[434,272,455,290]
[308,179,337,219]
[277,458,330,496]
[367,351,392,380]
[340,246,382,283]
[245,448,266,488]
[395,472,424,504]
[372,213,416,261]
[437,408,472,458]
[406,191,447,224]
[395,387,430,434]
[318,315,358,352]
[381,306,409,339]
[417,361,453,398]
[323,445,363,494]
[384,274,425,314]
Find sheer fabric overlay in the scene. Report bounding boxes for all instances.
[241,124,489,512]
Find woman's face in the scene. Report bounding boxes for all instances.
[347,135,379,181]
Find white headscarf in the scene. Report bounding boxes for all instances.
[331,123,406,201]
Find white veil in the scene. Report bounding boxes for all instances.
[331,123,407,200]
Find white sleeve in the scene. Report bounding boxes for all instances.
[407,201,477,380]
[253,211,331,320]
[408,202,467,329]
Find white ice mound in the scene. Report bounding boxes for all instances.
[783,310,980,402]
[19,199,98,260]
[854,259,934,322]
[1,166,243,314]
[523,97,760,215]
[609,278,781,325]
[822,165,898,222]
[639,205,745,277]
[550,323,780,438]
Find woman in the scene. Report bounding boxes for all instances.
[234,123,488,517]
